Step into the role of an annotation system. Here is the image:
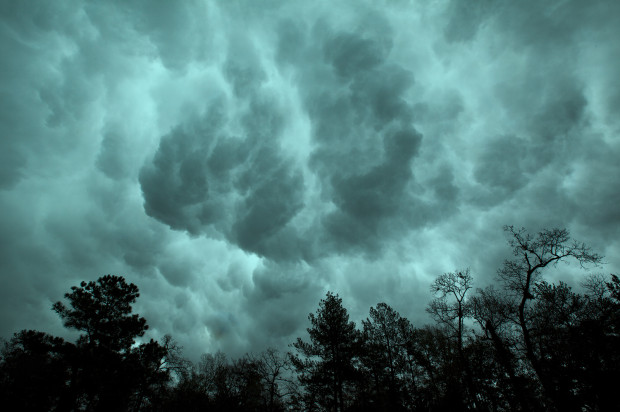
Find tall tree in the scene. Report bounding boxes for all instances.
[427,269,472,358]
[471,286,543,411]
[426,269,475,410]
[0,330,74,411]
[52,275,169,410]
[252,348,290,412]
[497,226,602,410]
[360,303,410,410]
[527,279,620,411]
[405,325,463,411]
[290,292,359,412]
[52,274,147,352]
[1,275,173,411]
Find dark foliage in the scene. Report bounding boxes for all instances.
[0,330,74,411]
[1,275,171,411]
[52,274,147,352]
[1,227,618,411]
[290,292,360,412]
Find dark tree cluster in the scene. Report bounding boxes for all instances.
[2,227,619,411]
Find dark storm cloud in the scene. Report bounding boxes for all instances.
[232,158,304,257]
[0,1,71,188]
[323,32,388,79]
[138,12,424,260]
[2,0,619,362]
[97,129,133,180]
[443,0,494,43]
[281,23,442,254]
[472,135,529,203]
[432,0,619,239]
[139,99,306,261]
[140,121,216,235]
[324,127,421,252]
[241,261,323,348]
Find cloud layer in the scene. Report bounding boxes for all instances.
[1,0,619,360]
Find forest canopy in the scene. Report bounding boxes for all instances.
[1,226,618,411]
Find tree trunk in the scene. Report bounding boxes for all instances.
[486,321,539,411]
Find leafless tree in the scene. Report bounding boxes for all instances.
[427,269,475,408]
[497,226,603,409]
[427,269,473,354]
[251,347,291,411]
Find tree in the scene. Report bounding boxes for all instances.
[606,274,620,302]
[0,330,74,411]
[360,303,410,410]
[526,279,620,411]
[471,286,540,411]
[405,324,463,411]
[427,269,473,358]
[252,348,291,412]
[497,226,603,410]
[52,274,147,352]
[0,275,180,411]
[51,275,170,410]
[426,269,475,410]
[131,337,177,410]
[290,292,359,412]
[158,363,211,411]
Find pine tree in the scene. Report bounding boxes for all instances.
[290,292,359,411]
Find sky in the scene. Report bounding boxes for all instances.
[1,0,619,361]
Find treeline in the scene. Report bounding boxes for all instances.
[1,226,619,411]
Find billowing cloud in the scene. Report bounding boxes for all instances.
[1,0,619,361]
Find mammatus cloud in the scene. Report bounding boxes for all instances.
[1,0,619,360]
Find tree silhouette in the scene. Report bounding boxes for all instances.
[53,275,170,410]
[427,269,472,355]
[426,269,475,410]
[1,275,172,411]
[52,274,147,352]
[1,227,618,411]
[360,302,411,410]
[497,226,602,410]
[471,286,540,411]
[252,348,291,411]
[290,292,359,412]
[526,280,620,411]
[0,330,74,410]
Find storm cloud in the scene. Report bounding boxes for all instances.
[1,0,619,360]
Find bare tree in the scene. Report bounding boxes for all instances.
[426,269,475,409]
[471,286,539,411]
[251,348,290,411]
[497,226,602,409]
[158,334,192,382]
[427,269,473,355]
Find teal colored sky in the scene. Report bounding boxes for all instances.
[1,0,619,361]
